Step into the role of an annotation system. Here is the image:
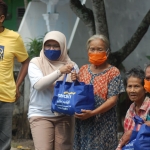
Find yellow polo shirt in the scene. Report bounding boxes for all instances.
[0,28,28,102]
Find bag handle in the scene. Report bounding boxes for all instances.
[71,67,82,85]
[62,67,75,85]
[62,74,67,85]
[62,67,81,86]
[62,73,81,86]
[133,115,144,131]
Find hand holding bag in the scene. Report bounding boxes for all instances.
[133,123,150,150]
[122,115,144,150]
[51,74,95,115]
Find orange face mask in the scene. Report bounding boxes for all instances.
[144,79,150,93]
[88,52,107,66]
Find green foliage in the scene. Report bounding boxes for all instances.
[26,38,43,59]
[146,56,150,60]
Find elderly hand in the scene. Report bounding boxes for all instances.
[116,146,122,150]
[71,70,78,81]
[115,130,132,150]
[75,109,93,120]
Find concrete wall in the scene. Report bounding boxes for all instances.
[18,0,77,44]
[18,1,47,42]
[69,0,150,69]
[105,0,150,70]
[19,0,150,69]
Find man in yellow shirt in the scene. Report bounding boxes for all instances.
[0,1,29,149]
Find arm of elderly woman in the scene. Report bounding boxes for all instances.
[116,130,132,150]
[116,121,150,150]
[75,95,118,120]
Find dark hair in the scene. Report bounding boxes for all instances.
[0,0,8,18]
[124,67,145,87]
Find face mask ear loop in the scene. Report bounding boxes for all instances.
[106,48,110,57]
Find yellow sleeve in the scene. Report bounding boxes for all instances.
[14,35,29,62]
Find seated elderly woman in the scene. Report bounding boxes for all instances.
[116,67,150,150]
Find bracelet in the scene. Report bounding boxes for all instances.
[119,138,123,142]
[56,70,62,78]
[117,143,121,148]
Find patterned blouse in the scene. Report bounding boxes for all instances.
[73,64,125,150]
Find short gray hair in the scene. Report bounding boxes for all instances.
[86,34,110,50]
[124,67,145,87]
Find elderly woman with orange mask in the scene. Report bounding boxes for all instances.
[71,34,125,150]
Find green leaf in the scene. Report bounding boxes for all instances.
[146,56,150,60]
[26,37,43,59]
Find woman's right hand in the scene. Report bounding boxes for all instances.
[59,64,73,74]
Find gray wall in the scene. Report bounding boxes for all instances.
[106,0,150,71]
[19,0,150,70]
[69,0,150,69]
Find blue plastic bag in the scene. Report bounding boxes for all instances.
[122,139,136,150]
[51,74,95,115]
[133,124,150,150]
[122,116,144,150]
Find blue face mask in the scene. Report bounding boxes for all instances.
[44,49,61,61]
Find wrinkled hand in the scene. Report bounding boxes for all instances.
[16,87,20,101]
[116,142,124,150]
[71,70,78,81]
[115,130,132,150]
[116,146,122,150]
[75,109,93,120]
[59,64,73,74]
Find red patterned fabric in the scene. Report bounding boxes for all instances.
[74,64,125,150]
[79,65,121,100]
[124,96,150,131]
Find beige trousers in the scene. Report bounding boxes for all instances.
[29,115,74,150]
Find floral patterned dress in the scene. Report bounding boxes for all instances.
[73,65,125,150]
